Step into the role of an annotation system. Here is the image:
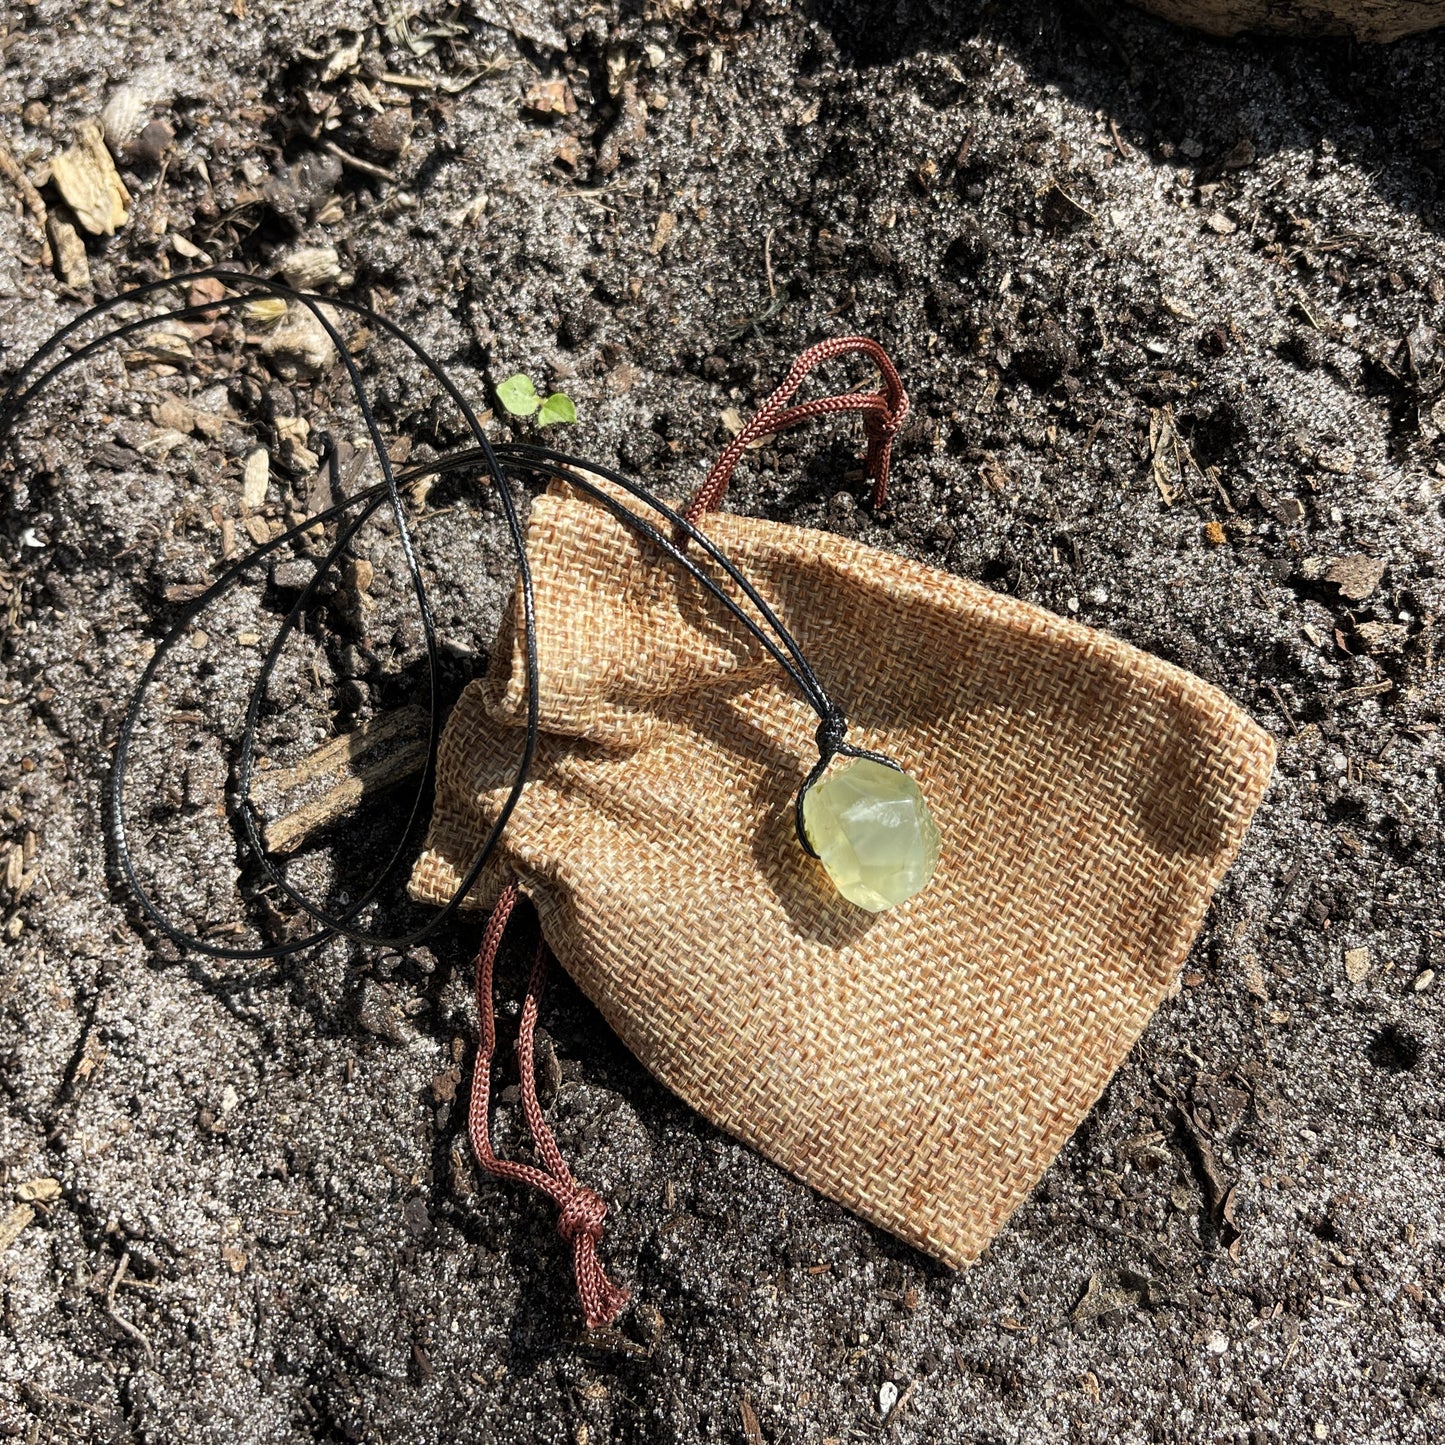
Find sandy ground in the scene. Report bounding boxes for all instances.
[1,1,1443,1441]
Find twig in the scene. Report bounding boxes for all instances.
[260,704,428,793]
[1265,681,1299,735]
[105,1252,155,1365]
[763,226,776,300]
[262,738,429,854]
[887,1378,920,1435]
[322,140,397,184]
[0,137,51,265]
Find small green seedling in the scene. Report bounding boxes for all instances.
[496,373,577,427]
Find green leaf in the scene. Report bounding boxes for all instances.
[536,392,577,427]
[496,373,540,417]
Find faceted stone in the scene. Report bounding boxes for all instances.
[801,756,940,912]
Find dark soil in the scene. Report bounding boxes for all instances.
[2,2,1443,1441]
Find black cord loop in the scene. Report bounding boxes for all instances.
[0,268,907,957]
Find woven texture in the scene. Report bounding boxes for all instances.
[411,482,1274,1269]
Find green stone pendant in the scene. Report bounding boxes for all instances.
[800,756,940,912]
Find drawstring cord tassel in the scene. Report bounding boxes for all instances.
[684,335,909,529]
[468,879,629,1329]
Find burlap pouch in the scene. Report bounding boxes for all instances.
[410,456,1275,1270]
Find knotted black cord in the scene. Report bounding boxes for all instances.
[1,269,882,958]
[3,269,537,959]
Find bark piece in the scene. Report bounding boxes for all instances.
[49,120,131,235]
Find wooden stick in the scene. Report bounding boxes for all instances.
[255,704,431,855]
[263,739,429,854]
[260,704,428,792]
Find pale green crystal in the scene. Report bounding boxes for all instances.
[801,757,940,912]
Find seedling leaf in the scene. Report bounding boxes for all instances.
[537,392,577,427]
[497,373,540,417]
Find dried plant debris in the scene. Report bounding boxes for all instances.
[259,300,340,375]
[1324,553,1388,600]
[48,120,130,235]
[101,63,181,161]
[0,138,51,263]
[45,212,89,288]
[275,244,342,289]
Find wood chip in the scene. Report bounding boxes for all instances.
[650,210,677,255]
[738,1396,764,1445]
[1324,554,1386,600]
[241,448,270,512]
[1344,947,1371,983]
[49,120,131,235]
[1243,954,1268,1001]
[0,1204,35,1255]
[15,1177,60,1203]
[46,209,92,287]
[523,79,576,117]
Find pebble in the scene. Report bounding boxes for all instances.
[878,1382,898,1418]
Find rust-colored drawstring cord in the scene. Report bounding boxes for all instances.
[684,335,909,528]
[465,337,906,1326]
[469,878,629,1329]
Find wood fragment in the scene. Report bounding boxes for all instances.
[0,137,51,263]
[262,740,429,853]
[261,704,428,793]
[650,210,677,255]
[737,1395,764,1445]
[321,139,397,183]
[256,706,430,854]
[50,120,131,235]
[0,1203,35,1254]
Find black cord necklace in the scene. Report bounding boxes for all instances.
[0,269,932,958]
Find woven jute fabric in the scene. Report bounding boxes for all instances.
[411,481,1274,1269]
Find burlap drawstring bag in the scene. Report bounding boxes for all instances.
[410,339,1275,1322]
